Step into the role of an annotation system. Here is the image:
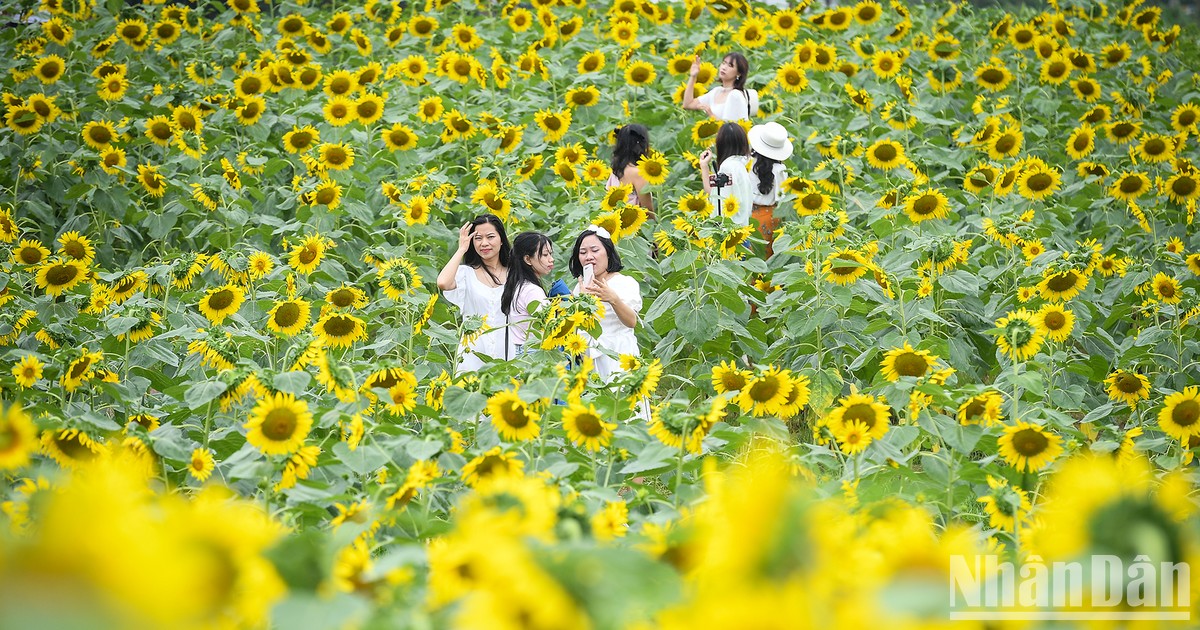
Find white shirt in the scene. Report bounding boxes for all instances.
[507,281,547,351]
[709,155,755,227]
[697,87,759,121]
[750,161,788,207]
[574,272,642,380]
[443,265,506,372]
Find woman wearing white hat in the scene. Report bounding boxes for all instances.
[748,121,794,256]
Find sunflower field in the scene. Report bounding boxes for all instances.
[2,0,1200,626]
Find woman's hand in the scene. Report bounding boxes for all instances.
[456,222,472,254]
[699,149,713,166]
[689,55,701,79]
[582,275,619,305]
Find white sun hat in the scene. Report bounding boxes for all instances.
[748,121,794,162]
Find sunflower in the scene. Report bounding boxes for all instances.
[1188,253,1200,276]
[957,391,1004,426]
[1105,120,1141,144]
[834,420,872,455]
[98,147,126,175]
[987,127,1023,159]
[1016,166,1061,201]
[736,365,794,417]
[997,422,1062,472]
[313,312,368,348]
[461,446,524,488]
[823,248,870,285]
[32,54,65,84]
[975,60,1013,91]
[12,239,49,266]
[245,392,312,456]
[1158,387,1200,441]
[978,476,1031,531]
[1039,54,1071,85]
[1070,77,1101,102]
[635,151,669,186]
[870,50,904,79]
[142,115,174,146]
[198,284,245,324]
[5,105,42,135]
[1033,304,1074,342]
[1063,124,1096,159]
[487,389,540,442]
[994,309,1044,361]
[1135,134,1175,164]
[41,428,104,468]
[865,138,905,170]
[267,298,311,336]
[577,50,606,75]
[825,392,891,440]
[562,402,614,451]
[61,350,103,392]
[711,360,750,394]
[187,447,215,482]
[325,285,368,311]
[316,142,354,172]
[1038,269,1087,302]
[1164,173,1200,205]
[383,381,418,415]
[623,60,656,87]
[81,120,117,150]
[289,234,327,274]
[1101,42,1131,67]
[534,109,571,143]
[880,343,937,382]
[1171,103,1200,132]
[440,109,475,142]
[136,164,167,198]
[1105,370,1151,407]
[322,95,356,127]
[903,188,951,223]
[0,403,37,470]
[1151,272,1181,304]
[35,259,87,296]
[12,355,43,388]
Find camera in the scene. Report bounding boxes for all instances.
[709,172,732,188]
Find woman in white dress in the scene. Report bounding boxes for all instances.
[683,52,759,122]
[569,226,641,380]
[698,122,755,227]
[435,214,511,373]
[501,231,556,357]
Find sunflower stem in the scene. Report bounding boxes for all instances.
[202,398,213,447]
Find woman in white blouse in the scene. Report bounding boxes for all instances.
[748,121,794,256]
[682,52,759,122]
[569,225,642,380]
[698,122,755,227]
[436,214,511,373]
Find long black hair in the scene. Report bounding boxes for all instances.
[610,124,650,177]
[568,229,623,278]
[753,153,781,195]
[725,52,751,117]
[502,231,551,316]
[461,214,511,286]
[715,122,750,167]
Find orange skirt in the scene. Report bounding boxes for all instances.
[752,204,778,257]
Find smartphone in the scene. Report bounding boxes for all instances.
[582,263,594,288]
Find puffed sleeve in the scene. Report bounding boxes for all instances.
[442,265,472,308]
[616,274,642,316]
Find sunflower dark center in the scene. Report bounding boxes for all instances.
[262,408,297,440]
[1012,428,1049,455]
[874,144,897,161]
[1173,400,1200,427]
[274,302,300,326]
[501,401,529,428]
[1047,271,1079,292]
[575,412,603,437]
[1116,374,1144,393]
[207,289,234,311]
[894,352,928,377]
[1027,173,1053,191]
[842,403,878,428]
[1043,311,1066,330]
[46,264,80,286]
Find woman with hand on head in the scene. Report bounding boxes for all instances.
[436,214,511,373]
[683,51,759,122]
[748,121,794,255]
[607,124,654,215]
[570,225,642,379]
[501,231,556,357]
[699,122,755,227]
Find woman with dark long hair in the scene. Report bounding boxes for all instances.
[748,121,794,255]
[698,122,755,226]
[436,214,512,372]
[501,231,556,357]
[569,225,641,379]
[682,52,759,122]
[607,124,654,213]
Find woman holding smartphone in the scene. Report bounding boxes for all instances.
[569,225,641,379]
